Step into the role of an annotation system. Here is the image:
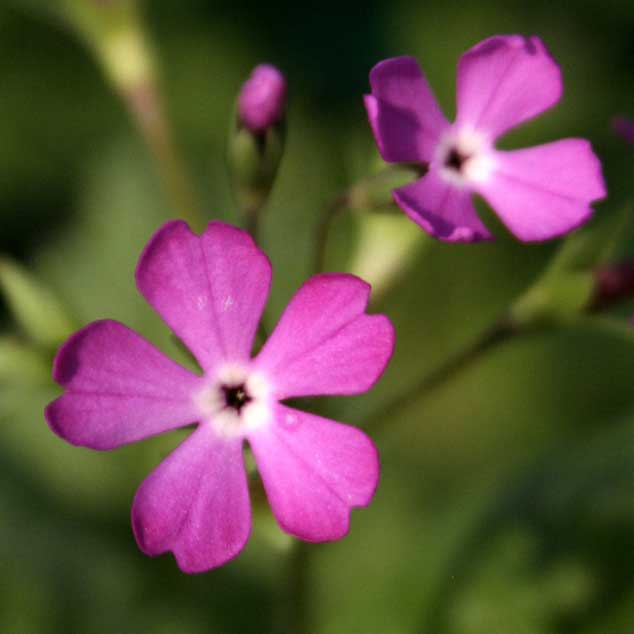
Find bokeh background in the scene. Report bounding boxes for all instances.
[1,1,633,632]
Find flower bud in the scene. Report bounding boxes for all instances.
[590,261,634,311]
[237,64,287,134]
[228,65,287,229]
[613,116,634,145]
[509,203,634,328]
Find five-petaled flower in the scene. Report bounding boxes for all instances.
[45,221,394,573]
[364,35,606,243]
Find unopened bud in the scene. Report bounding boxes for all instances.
[613,116,634,145]
[590,261,634,311]
[237,64,287,134]
[228,64,287,228]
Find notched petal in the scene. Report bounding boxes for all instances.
[248,405,379,542]
[46,320,202,450]
[476,139,606,242]
[254,274,395,399]
[136,220,272,372]
[132,426,251,573]
[393,172,494,243]
[456,35,562,138]
[366,56,449,163]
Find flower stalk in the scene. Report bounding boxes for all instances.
[228,64,287,239]
[62,0,203,228]
[365,316,517,435]
[314,165,416,273]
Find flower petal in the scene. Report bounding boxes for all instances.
[365,56,449,163]
[248,405,379,542]
[456,35,562,138]
[475,139,606,241]
[46,320,202,450]
[132,425,250,573]
[393,170,493,242]
[254,274,394,399]
[136,221,271,372]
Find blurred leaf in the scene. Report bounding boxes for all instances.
[510,205,634,328]
[571,314,634,342]
[0,384,137,510]
[347,165,416,211]
[511,269,595,327]
[423,417,634,634]
[35,136,172,338]
[5,0,56,18]
[381,316,634,484]
[330,229,551,425]
[0,336,50,387]
[548,204,634,273]
[344,210,424,298]
[0,256,75,349]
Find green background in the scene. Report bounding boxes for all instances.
[1,1,633,632]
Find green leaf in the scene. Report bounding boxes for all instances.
[0,336,50,387]
[0,256,75,349]
[510,205,634,328]
[423,418,634,634]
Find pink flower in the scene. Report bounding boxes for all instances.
[364,35,606,243]
[45,221,394,573]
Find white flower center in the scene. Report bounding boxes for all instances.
[436,126,495,187]
[196,363,272,438]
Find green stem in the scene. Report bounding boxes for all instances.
[365,317,518,436]
[313,165,416,274]
[123,81,204,229]
[244,199,263,243]
[277,541,310,634]
[314,192,350,273]
[65,0,204,229]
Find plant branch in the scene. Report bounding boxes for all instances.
[365,317,519,435]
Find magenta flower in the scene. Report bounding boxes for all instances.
[364,35,606,242]
[238,64,287,133]
[45,221,394,573]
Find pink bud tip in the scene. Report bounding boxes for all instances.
[237,64,287,133]
[613,116,634,145]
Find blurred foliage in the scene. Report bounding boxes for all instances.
[0,255,76,349]
[1,1,633,633]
